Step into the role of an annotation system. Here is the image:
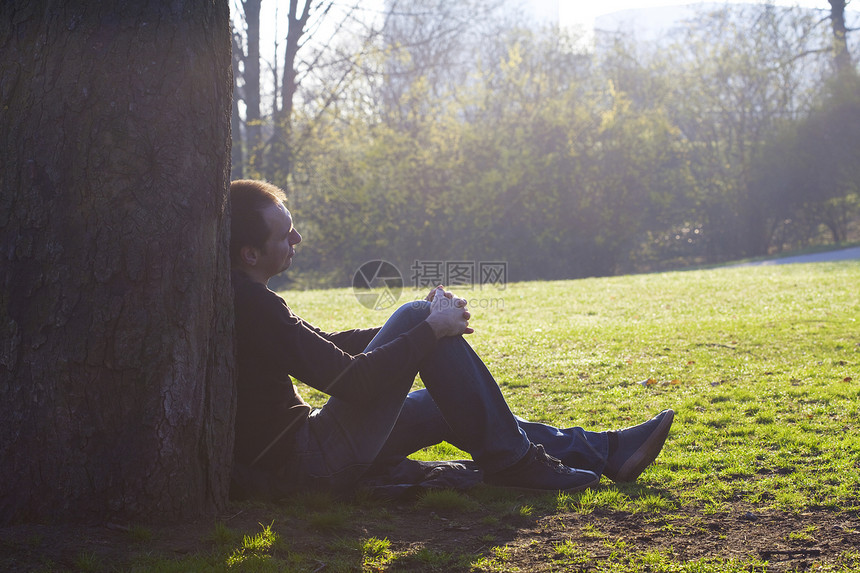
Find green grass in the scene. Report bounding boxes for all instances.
[276,262,859,570]
[415,489,481,512]
[290,262,860,513]
[9,262,858,572]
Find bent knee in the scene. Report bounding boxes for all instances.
[390,299,431,324]
[405,299,431,312]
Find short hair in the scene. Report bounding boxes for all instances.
[229,179,288,267]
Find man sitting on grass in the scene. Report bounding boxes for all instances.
[229,179,674,496]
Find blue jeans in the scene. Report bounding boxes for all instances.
[294,301,609,491]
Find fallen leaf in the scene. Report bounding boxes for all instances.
[639,378,657,387]
[844,377,853,382]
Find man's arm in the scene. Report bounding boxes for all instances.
[237,276,471,404]
[278,313,436,403]
[298,319,380,355]
[237,281,435,404]
[298,283,472,351]
[273,287,472,400]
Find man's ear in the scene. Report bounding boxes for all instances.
[240,245,259,267]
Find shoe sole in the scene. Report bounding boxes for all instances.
[614,409,675,482]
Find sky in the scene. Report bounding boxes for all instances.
[243,0,856,104]
[248,1,857,50]
[561,0,856,30]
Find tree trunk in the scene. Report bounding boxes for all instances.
[231,25,245,181]
[267,0,313,180]
[0,0,235,524]
[828,0,852,75]
[242,0,263,159]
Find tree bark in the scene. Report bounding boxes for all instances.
[266,0,313,180]
[231,25,245,181]
[828,0,852,75]
[242,0,263,158]
[0,0,235,524]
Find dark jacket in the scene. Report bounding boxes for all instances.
[231,270,437,471]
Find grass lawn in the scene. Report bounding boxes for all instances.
[3,262,859,572]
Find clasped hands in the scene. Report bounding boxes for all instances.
[425,285,474,339]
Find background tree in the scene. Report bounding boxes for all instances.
[231,0,263,180]
[660,4,827,260]
[755,75,860,247]
[238,2,859,287]
[265,0,313,180]
[0,0,234,524]
[231,0,352,181]
[379,0,507,125]
[232,27,246,180]
[828,0,854,74]
[230,0,509,183]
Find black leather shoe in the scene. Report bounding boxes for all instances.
[485,443,599,492]
[604,409,675,483]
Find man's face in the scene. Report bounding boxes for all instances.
[258,202,302,279]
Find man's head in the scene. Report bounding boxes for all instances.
[230,179,302,284]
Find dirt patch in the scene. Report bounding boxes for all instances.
[2,501,859,571]
[507,507,860,571]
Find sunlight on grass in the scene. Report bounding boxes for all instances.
[557,487,631,513]
[273,263,860,571]
[517,504,533,518]
[631,493,676,513]
[96,262,859,573]
[409,440,470,462]
[470,544,515,572]
[224,522,282,568]
[240,523,279,552]
[360,536,393,570]
[553,539,589,566]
